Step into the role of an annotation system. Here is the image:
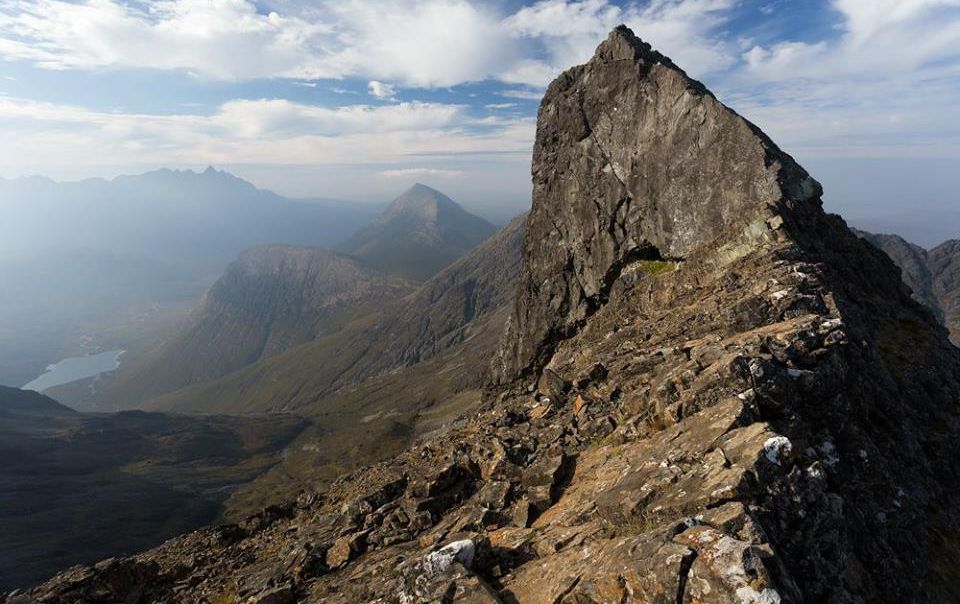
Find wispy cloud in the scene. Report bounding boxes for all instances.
[377,167,465,179]
[0,0,739,87]
[367,80,396,99]
[503,0,737,84]
[0,95,535,173]
[727,0,960,157]
[0,0,959,182]
[497,87,544,101]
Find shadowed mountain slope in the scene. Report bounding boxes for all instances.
[930,239,960,345]
[12,27,960,604]
[0,386,304,592]
[857,230,960,345]
[337,184,497,281]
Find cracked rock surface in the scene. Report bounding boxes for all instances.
[8,25,960,604]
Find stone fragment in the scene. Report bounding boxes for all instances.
[421,539,476,577]
[325,532,365,569]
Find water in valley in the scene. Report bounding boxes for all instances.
[22,350,125,392]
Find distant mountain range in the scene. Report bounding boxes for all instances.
[0,168,382,387]
[0,167,381,272]
[849,209,960,250]
[50,183,502,411]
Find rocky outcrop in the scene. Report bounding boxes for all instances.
[10,26,960,604]
[366,213,526,368]
[494,26,819,381]
[857,230,960,344]
[338,184,497,281]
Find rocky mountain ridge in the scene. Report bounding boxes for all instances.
[856,230,960,345]
[139,214,525,416]
[62,186,501,412]
[8,26,960,604]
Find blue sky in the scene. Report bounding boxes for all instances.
[1,0,959,223]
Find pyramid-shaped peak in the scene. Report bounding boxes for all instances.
[407,182,440,195]
[391,183,457,208]
[381,183,467,223]
[337,184,495,281]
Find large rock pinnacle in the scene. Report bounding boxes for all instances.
[496,25,821,380]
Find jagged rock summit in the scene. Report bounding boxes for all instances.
[9,26,960,604]
[495,25,821,380]
[338,183,497,281]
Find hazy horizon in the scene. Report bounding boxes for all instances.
[5,155,958,247]
[2,1,958,237]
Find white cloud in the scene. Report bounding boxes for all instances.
[503,0,737,84]
[743,1,960,80]
[367,80,395,99]
[320,0,517,87]
[2,0,960,173]
[0,96,535,174]
[378,168,465,179]
[0,0,737,87]
[498,87,544,101]
[727,0,960,158]
[485,103,518,109]
[0,0,516,86]
[213,99,463,137]
[0,0,330,79]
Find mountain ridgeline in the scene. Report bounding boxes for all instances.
[138,212,525,415]
[9,26,960,604]
[61,185,501,411]
[0,167,380,272]
[84,246,415,409]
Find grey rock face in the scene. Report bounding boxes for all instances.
[496,25,821,380]
[930,239,960,344]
